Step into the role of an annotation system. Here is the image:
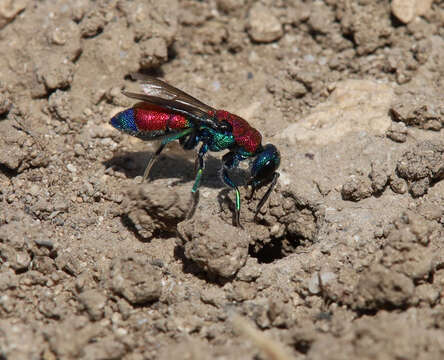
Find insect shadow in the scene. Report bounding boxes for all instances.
[103,149,249,192]
[105,149,249,239]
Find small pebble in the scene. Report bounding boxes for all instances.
[28,184,40,196]
[392,0,416,24]
[247,3,283,43]
[308,272,337,294]
[391,0,433,24]
[67,163,77,173]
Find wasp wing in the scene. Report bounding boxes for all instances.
[131,73,215,113]
[124,74,230,131]
[122,90,212,123]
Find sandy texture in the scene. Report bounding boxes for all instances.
[0,1,444,359]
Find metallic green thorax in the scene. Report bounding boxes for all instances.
[202,127,237,152]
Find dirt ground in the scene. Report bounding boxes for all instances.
[0,0,444,359]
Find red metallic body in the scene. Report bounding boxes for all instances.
[212,110,262,153]
[134,107,190,132]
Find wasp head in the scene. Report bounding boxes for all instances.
[248,144,280,189]
[247,144,280,217]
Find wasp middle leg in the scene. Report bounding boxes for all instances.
[221,151,243,227]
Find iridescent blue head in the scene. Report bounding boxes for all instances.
[248,144,280,217]
[110,108,138,135]
[249,144,280,189]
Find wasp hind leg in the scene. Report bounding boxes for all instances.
[142,128,194,182]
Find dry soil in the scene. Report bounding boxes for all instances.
[0,1,444,359]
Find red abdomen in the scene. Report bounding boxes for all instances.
[134,103,190,132]
[214,110,262,153]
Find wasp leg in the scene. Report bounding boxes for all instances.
[185,144,208,220]
[247,186,256,200]
[221,168,241,227]
[143,128,194,181]
[143,143,165,181]
[181,128,199,150]
[191,144,208,193]
[254,172,280,219]
[220,151,243,227]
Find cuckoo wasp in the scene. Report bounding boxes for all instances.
[110,74,280,226]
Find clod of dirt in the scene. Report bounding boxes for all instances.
[342,160,391,201]
[381,212,443,280]
[0,319,45,360]
[0,221,35,272]
[390,91,444,131]
[307,310,444,360]
[77,289,107,321]
[353,264,415,310]
[236,257,262,282]
[279,80,394,146]
[389,175,408,194]
[339,2,392,55]
[139,37,169,69]
[0,270,18,291]
[177,214,250,278]
[0,0,27,29]
[226,281,257,302]
[386,121,408,143]
[247,3,283,43]
[0,120,32,172]
[55,252,83,277]
[341,175,373,202]
[189,21,228,55]
[396,140,444,197]
[0,83,11,116]
[0,243,30,272]
[350,211,443,311]
[48,90,73,122]
[216,0,244,14]
[32,255,56,275]
[391,0,434,24]
[45,317,102,359]
[110,254,162,305]
[120,0,178,43]
[32,54,75,95]
[82,336,126,360]
[370,160,390,194]
[80,9,108,38]
[0,114,48,172]
[124,180,190,239]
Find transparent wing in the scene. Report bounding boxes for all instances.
[122,90,211,121]
[123,74,232,131]
[131,73,215,113]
